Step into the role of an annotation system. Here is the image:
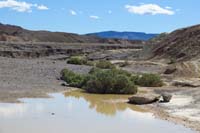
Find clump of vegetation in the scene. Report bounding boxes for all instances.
[61,66,164,94]
[67,56,87,65]
[85,68,137,94]
[67,56,95,66]
[134,73,163,87]
[85,61,95,66]
[61,68,137,94]
[60,69,85,88]
[95,60,115,69]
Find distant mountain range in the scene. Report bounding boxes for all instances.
[0,23,142,44]
[86,31,158,41]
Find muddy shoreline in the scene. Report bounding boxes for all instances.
[145,104,200,132]
[143,86,200,132]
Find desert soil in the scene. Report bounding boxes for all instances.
[0,55,91,103]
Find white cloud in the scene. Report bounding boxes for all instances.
[0,0,48,12]
[89,15,100,20]
[108,10,112,14]
[37,5,48,10]
[165,6,172,9]
[69,10,77,15]
[125,4,175,15]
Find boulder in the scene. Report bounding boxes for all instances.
[128,94,161,105]
[61,82,68,87]
[164,68,177,74]
[161,93,172,102]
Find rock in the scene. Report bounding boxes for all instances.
[61,82,68,87]
[128,94,161,105]
[161,93,172,102]
[172,80,200,87]
[164,68,177,74]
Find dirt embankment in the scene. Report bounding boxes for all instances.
[151,24,200,61]
[0,42,144,58]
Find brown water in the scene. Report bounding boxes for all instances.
[0,90,196,133]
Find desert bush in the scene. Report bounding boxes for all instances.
[67,56,87,65]
[110,68,132,77]
[84,68,137,94]
[113,75,138,94]
[60,69,85,88]
[130,75,140,83]
[135,73,163,87]
[95,60,115,69]
[85,60,95,66]
[61,68,137,94]
[61,67,163,94]
[88,67,102,74]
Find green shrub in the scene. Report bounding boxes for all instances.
[110,68,132,77]
[85,71,114,94]
[135,73,163,87]
[67,56,87,65]
[61,68,137,94]
[60,69,85,88]
[89,67,102,74]
[95,60,115,69]
[130,75,140,83]
[61,68,163,94]
[113,75,138,94]
[85,61,95,66]
[84,69,137,94]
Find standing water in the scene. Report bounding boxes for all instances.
[0,90,195,133]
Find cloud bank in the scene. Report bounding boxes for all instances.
[125,4,175,15]
[0,0,48,12]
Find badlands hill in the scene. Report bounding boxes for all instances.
[152,24,200,61]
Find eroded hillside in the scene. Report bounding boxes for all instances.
[151,24,200,61]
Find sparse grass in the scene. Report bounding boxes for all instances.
[67,56,87,65]
[134,73,164,87]
[85,60,95,66]
[60,69,86,88]
[95,60,115,69]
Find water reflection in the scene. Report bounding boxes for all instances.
[0,91,195,133]
[64,90,146,116]
[0,103,45,118]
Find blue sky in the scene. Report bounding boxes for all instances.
[0,0,199,34]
